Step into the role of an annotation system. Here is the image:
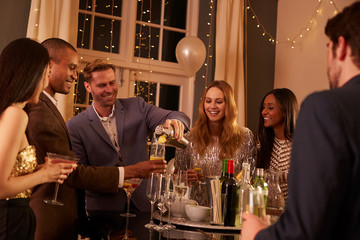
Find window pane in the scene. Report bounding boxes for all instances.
[159,84,179,111]
[164,0,187,29]
[79,0,92,11]
[95,0,122,17]
[134,81,157,105]
[77,14,92,49]
[74,73,87,104]
[136,0,161,24]
[162,30,185,62]
[93,16,120,53]
[134,24,159,60]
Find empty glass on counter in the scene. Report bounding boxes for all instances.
[145,173,160,229]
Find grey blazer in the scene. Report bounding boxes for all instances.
[67,97,190,212]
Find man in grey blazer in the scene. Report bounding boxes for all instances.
[66,59,190,237]
[242,2,360,240]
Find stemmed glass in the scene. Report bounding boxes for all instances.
[163,173,176,230]
[120,178,143,218]
[173,170,188,222]
[120,178,143,240]
[145,173,160,229]
[154,174,167,232]
[43,153,78,206]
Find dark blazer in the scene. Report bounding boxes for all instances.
[256,75,360,240]
[25,93,119,240]
[67,97,191,212]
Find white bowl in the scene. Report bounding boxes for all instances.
[170,199,197,218]
[185,205,210,222]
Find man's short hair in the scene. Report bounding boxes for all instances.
[325,2,360,68]
[41,38,77,63]
[83,59,116,83]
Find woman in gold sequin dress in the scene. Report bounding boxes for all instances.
[0,38,77,240]
[175,81,256,206]
[256,88,298,202]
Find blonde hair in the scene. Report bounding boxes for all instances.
[191,80,245,159]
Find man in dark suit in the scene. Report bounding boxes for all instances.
[66,59,190,236]
[25,38,120,240]
[242,2,360,240]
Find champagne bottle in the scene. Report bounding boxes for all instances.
[252,168,268,212]
[221,159,237,226]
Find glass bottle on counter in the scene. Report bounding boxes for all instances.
[219,159,228,184]
[236,162,252,227]
[252,168,268,212]
[221,159,237,226]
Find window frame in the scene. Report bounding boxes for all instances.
[76,0,200,119]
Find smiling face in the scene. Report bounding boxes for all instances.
[47,48,79,96]
[84,68,118,115]
[262,93,284,130]
[203,87,226,123]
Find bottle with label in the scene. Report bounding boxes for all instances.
[252,168,268,212]
[236,162,253,227]
[221,159,237,226]
[154,125,189,149]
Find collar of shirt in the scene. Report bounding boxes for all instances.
[92,104,115,122]
[42,90,57,107]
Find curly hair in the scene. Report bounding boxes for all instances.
[256,88,298,169]
[191,80,246,159]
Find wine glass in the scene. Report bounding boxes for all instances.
[163,173,176,230]
[145,173,160,229]
[43,152,78,206]
[173,170,188,222]
[120,178,143,217]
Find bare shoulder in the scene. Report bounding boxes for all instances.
[1,105,28,126]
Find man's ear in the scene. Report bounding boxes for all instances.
[336,36,347,61]
[84,81,91,92]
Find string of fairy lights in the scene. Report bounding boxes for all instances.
[247,0,340,48]
[202,0,215,89]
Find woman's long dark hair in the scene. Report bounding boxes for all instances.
[256,88,298,169]
[0,38,49,114]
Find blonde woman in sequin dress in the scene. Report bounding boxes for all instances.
[175,81,256,206]
[256,88,298,202]
[0,39,77,240]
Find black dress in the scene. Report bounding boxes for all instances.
[0,146,37,240]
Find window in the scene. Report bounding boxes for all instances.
[75,0,199,121]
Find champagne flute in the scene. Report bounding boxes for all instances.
[43,153,78,206]
[150,135,166,161]
[173,170,188,222]
[154,174,167,232]
[164,173,176,230]
[145,173,160,229]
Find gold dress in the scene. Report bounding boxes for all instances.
[0,145,37,240]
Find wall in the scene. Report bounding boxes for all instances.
[245,0,278,133]
[274,0,355,105]
[0,0,31,52]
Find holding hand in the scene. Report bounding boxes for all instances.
[40,157,77,184]
[164,119,185,142]
[124,159,167,179]
[241,212,270,240]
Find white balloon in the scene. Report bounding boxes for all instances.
[175,36,206,76]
